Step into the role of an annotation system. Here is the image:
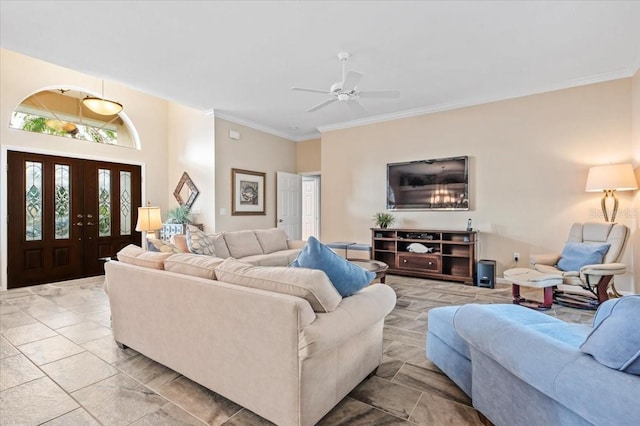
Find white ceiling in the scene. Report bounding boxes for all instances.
[2,1,639,141]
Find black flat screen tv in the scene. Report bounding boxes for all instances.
[386,156,469,210]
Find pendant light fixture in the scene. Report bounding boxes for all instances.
[82,80,123,115]
[45,89,78,133]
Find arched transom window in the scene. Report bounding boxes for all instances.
[10,88,137,149]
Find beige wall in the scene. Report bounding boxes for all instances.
[321,78,637,292]
[632,69,640,292]
[214,118,297,231]
[167,104,216,231]
[0,49,173,291]
[296,138,321,173]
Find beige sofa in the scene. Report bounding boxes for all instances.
[171,227,306,266]
[104,247,396,426]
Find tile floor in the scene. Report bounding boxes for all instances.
[0,275,594,425]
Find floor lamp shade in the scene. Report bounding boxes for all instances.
[135,206,162,232]
[585,164,638,222]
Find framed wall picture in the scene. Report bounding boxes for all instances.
[231,168,266,215]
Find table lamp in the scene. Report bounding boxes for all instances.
[135,203,162,250]
[585,164,638,222]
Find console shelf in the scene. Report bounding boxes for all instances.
[371,228,477,284]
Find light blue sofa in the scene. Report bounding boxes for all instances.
[427,298,640,425]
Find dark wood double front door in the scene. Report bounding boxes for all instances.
[7,151,142,288]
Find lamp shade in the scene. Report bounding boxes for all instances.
[82,97,123,115]
[135,206,162,232]
[585,164,638,192]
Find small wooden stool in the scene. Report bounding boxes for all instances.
[504,268,563,310]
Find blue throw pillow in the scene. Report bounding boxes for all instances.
[291,237,375,297]
[556,242,610,272]
[580,295,640,375]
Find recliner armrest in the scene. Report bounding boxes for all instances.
[529,253,561,266]
[580,263,626,276]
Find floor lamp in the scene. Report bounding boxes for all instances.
[585,164,638,222]
[135,203,162,250]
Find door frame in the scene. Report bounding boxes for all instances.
[1,145,148,291]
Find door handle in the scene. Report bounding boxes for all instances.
[87,222,95,226]
[75,222,83,226]
[86,214,94,218]
[76,214,83,218]
[278,219,284,223]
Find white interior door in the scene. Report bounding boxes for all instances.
[302,176,320,240]
[276,171,302,240]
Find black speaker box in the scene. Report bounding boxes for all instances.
[477,259,496,288]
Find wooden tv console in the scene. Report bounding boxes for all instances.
[371,228,477,284]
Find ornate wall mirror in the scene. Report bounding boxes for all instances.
[173,172,200,210]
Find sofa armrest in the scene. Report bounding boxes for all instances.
[529,253,561,266]
[298,284,396,358]
[287,239,307,250]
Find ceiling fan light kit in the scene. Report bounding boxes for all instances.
[292,51,400,113]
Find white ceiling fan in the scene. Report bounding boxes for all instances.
[292,52,400,114]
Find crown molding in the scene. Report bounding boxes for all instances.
[212,68,635,140]
[212,111,320,142]
[213,111,294,140]
[317,68,635,134]
[630,54,640,75]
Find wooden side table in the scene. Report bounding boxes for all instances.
[348,259,389,284]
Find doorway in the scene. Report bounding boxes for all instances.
[7,151,141,288]
[302,175,320,240]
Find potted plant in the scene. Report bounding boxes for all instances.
[165,205,193,224]
[373,212,396,228]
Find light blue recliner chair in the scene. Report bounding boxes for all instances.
[427,296,640,425]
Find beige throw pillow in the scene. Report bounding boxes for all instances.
[164,253,224,280]
[255,228,289,254]
[117,244,172,269]
[215,258,342,313]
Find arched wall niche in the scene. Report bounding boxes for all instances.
[9,84,141,150]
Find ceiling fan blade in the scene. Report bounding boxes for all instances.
[342,71,363,92]
[358,90,400,99]
[292,87,330,94]
[307,98,337,112]
[347,100,368,115]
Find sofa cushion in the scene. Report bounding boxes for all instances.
[224,230,264,258]
[580,295,640,375]
[556,242,610,272]
[117,244,171,269]
[147,238,184,253]
[164,253,225,280]
[241,253,290,267]
[292,237,375,297]
[186,225,216,256]
[215,258,341,313]
[209,233,231,258]
[240,249,301,267]
[255,228,289,254]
